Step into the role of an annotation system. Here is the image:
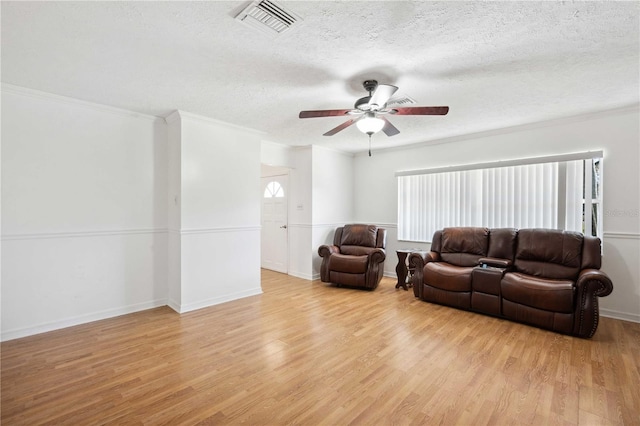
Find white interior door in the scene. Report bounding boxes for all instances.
[261,175,288,273]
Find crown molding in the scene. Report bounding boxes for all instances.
[357,103,640,157]
[312,143,355,158]
[165,110,266,137]
[1,83,163,122]
[164,110,181,125]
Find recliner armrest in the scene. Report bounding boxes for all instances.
[408,251,437,278]
[573,268,614,338]
[368,248,386,265]
[408,251,439,298]
[318,245,340,283]
[318,245,340,258]
[576,269,613,297]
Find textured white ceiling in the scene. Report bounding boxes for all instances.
[2,1,639,153]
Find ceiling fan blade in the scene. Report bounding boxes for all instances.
[391,106,449,115]
[299,109,352,118]
[323,118,359,136]
[381,117,400,137]
[368,84,398,109]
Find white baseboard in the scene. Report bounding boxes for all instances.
[167,298,181,314]
[600,308,640,324]
[288,270,316,281]
[1,299,168,342]
[176,288,263,314]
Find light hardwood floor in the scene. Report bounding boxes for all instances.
[2,269,639,425]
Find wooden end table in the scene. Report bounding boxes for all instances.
[395,249,415,291]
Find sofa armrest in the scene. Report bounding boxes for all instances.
[479,257,512,269]
[573,269,614,338]
[576,269,613,297]
[408,251,439,298]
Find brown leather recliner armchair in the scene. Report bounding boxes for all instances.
[318,224,387,290]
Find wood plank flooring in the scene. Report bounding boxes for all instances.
[2,269,639,425]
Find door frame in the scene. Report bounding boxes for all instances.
[260,171,289,274]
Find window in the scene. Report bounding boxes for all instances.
[397,152,603,242]
[264,181,284,198]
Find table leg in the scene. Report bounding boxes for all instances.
[395,251,409,290]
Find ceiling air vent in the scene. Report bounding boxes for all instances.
[235,0,302,36]
[387,95,417,107]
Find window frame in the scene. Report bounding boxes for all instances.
[396,151,604,243]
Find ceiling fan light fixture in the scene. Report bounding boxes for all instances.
[356,114,385,135]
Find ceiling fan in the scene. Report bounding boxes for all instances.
[298,80,449,139]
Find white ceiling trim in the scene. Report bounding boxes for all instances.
[1,83,163,122]
[358,104,640,158]
[166,110,266,137]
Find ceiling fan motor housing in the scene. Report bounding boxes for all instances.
[362,79,378,93]
[354,96,372,111]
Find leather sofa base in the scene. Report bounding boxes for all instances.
[423,285,470,310]
[472,292,501,316]
[502,299,573,334]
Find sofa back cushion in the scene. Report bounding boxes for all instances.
[581,236,602,270]
[430,230,443,253]
[440,227,489,267]
[487,228,518,261]
[514,228,583,280]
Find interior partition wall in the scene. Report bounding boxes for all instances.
[1,86,168,340]
[1,87,264,340]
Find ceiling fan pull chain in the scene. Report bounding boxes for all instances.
[368,134,372,157]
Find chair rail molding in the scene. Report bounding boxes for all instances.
[1,228,168,241]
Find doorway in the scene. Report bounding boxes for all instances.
[261,172,288,273]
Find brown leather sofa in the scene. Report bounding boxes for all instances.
[318,224,386,290]
[409,227,613,338]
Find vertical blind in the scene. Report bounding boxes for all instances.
[397,152,602,242]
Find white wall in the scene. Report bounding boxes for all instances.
[166,114,182,309]
[1,86,168,340]
[287,147,314,279]
[261,140,295,169]
[261,143,356,280]
[168,111,262,312]
[1,88,265,340]
[311,145,355,277]
[353,107,640,322]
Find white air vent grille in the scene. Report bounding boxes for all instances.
[235,0,302,36]
[387,95,417,107]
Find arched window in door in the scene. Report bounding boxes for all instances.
[264,181,284,198]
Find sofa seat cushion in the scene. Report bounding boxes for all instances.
[340,245,375,256]
[424,262,473,292]
[502,272,574,313]
[328,253,368,274]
